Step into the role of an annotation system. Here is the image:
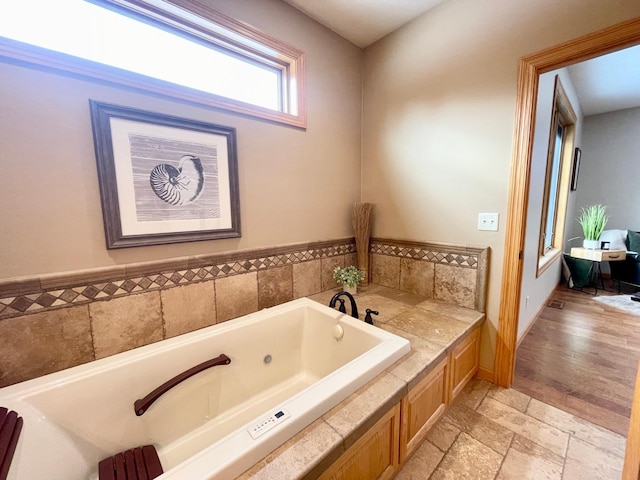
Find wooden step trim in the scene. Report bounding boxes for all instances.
[98,445,163,480]
[0,407,24,480]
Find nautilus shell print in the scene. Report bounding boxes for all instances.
[149,155,205,206]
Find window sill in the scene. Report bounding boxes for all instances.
[537,248,561,277]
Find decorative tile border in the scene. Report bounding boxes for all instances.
[370,238,482,269]
[0,237,486,320]
[0,239,356,320]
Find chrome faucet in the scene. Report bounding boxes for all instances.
[329,292,359,319]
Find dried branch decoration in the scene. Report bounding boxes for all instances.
[352,202,374,285]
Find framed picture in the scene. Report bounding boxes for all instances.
[570,147,581,191]
[90,101,240,249]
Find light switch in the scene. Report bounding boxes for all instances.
[478,213,499,231]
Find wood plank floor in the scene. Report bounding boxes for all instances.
[512,283,640,436]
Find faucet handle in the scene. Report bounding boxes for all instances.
[364,309,379,325]
[336,298,347,314]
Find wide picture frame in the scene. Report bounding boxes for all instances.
[90,100,240,249]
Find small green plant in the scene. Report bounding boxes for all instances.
[578,204,608,240]
[333,266,364,288]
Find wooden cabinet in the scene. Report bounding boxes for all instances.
[318,403,401,480]
[319,328,481,479]
[400,357,448,463]
[449,327,480,401]
[400,327,480,463]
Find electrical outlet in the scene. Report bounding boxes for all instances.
[525,295,530,310]
[477,213,499,231]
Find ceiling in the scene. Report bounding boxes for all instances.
[282,0,640,116]
[567,44,640,116]
[281,0,445,48]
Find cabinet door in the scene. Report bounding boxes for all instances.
[400,357,448,463]
[449,328,480,401]
[318,403,400,480]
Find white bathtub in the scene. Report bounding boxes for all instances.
[0,297,410,479]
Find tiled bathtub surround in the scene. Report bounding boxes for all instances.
[370,239,488,312]
[0,237,488,388]
[0,239,356,387]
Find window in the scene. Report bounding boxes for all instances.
[543,123,564,252]
[537,76,577,274]
[0,0,306,127]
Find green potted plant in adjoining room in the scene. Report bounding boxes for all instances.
[333,266,365,295]
[578,204,608,249]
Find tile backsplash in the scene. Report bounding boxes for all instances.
[370,238,488,312]
[0,237,487,387]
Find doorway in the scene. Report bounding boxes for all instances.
[494,18,640,388]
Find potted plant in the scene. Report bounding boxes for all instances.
[578,204,608,249]
[333,266,365,295]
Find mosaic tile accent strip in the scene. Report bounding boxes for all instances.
[370,241,479,268]
[0,241,356,320]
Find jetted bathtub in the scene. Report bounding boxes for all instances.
[0,297,410,479]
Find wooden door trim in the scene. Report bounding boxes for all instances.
[623,358,640,478]
[495,17,640,387]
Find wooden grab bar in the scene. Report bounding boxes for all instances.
[134,354,231,416]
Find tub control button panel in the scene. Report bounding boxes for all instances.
[248,409,290,439]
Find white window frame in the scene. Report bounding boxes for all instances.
[0,0,306,128]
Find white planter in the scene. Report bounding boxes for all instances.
[343,285,357,295]
[583,239,600,249]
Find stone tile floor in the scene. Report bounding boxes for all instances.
[396,378,626,480]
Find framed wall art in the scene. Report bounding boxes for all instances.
[89,100,240,249]
[570,147,581,191]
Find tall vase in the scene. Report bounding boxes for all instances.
[353,203,373,286]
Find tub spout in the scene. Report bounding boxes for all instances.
[134,353,231,416]
[329,292,359,319]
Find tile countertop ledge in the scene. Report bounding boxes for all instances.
[237,286,485,480]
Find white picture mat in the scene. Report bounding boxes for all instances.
[110,118,232,236]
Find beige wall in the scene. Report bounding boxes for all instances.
[361,0,640,372]
[0,0,362,279]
